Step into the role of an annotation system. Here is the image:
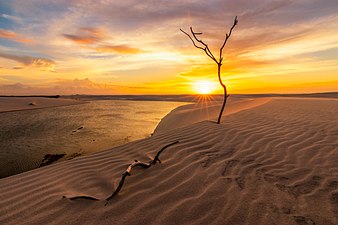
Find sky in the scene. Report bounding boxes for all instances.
[0,0,337,95]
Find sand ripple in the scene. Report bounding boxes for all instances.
[0,98,337,225]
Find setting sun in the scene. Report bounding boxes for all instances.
[193,81,217,94]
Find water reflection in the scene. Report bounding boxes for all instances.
[0,100,185,178]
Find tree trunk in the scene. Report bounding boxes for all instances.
[217,63,228,124]
[180,17,238,124]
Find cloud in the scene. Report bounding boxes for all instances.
[95,45,143,54]
[53,78,150,93]
[0,29,33,43]
[63,27,105,45]
[63,27,144,54]
[12,66,23,70]
[0,29,16,39]
[14,37,34,43]
[0,78,151,95]
[1,13,22,24]
[63,34,98,45]
[0,53,55,71]
[79,27,104,36]
[2,0,338,94]
[0,82,30,91]
[240,0,294,18]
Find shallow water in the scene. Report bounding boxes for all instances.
[0,100,185,178]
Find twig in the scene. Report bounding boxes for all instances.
[63,195,99,201]
[63,141,179,203]
[105,160,152,202]
[180,28,218,64]
[220,16,238,64]
[151,140,180,164]
[105,140,179,203]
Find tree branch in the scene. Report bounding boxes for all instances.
[180,28,205,51]
[219,16,238,63]
[151,140,180,164]
[105,140,179,203]
[190,27,218,63]
[105,160,152,203]
[62,141,180,204]
[180,28,218,64]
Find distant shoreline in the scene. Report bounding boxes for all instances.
[0,95,61,98]
[1,92,337,114]
[61,92,338,102]
[1,92,337,102]
[0,97,86,113]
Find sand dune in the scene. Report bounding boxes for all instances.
[154,97,271,134]
[0,97,337,225]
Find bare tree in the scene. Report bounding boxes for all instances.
[180,16,238,124]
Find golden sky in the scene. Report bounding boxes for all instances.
[0,0,337,95]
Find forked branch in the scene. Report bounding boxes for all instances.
[180,16,238,65]
[220,16,238,63]
[180,16,238,124]
[105,140,179,203]
[63,141,179,204]
[180,28,218,64]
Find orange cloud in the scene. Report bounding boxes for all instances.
[0,53,55,71]
[63,27,106,45]
[79,27,105,37]
[96,45,143,54]
[63,27,143,54]
[0,29,16,38]
[0,29,33,43]
[0,78,151,95]
[15,37,34,43]
[63,34,98,44]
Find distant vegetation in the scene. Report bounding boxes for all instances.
[0,95,60,98]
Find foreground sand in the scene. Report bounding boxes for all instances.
[0,97,337,225]
[0,97,84,113]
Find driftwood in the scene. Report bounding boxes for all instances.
[63,195,99,201]
[105,140,179,203]
[63,141,179,203]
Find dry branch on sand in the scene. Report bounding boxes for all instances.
[63,141,179,204]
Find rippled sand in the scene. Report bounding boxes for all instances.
[0,97,337,225]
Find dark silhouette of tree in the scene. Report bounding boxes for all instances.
[180,16,238,124]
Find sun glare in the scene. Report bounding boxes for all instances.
[193,81,217,94]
